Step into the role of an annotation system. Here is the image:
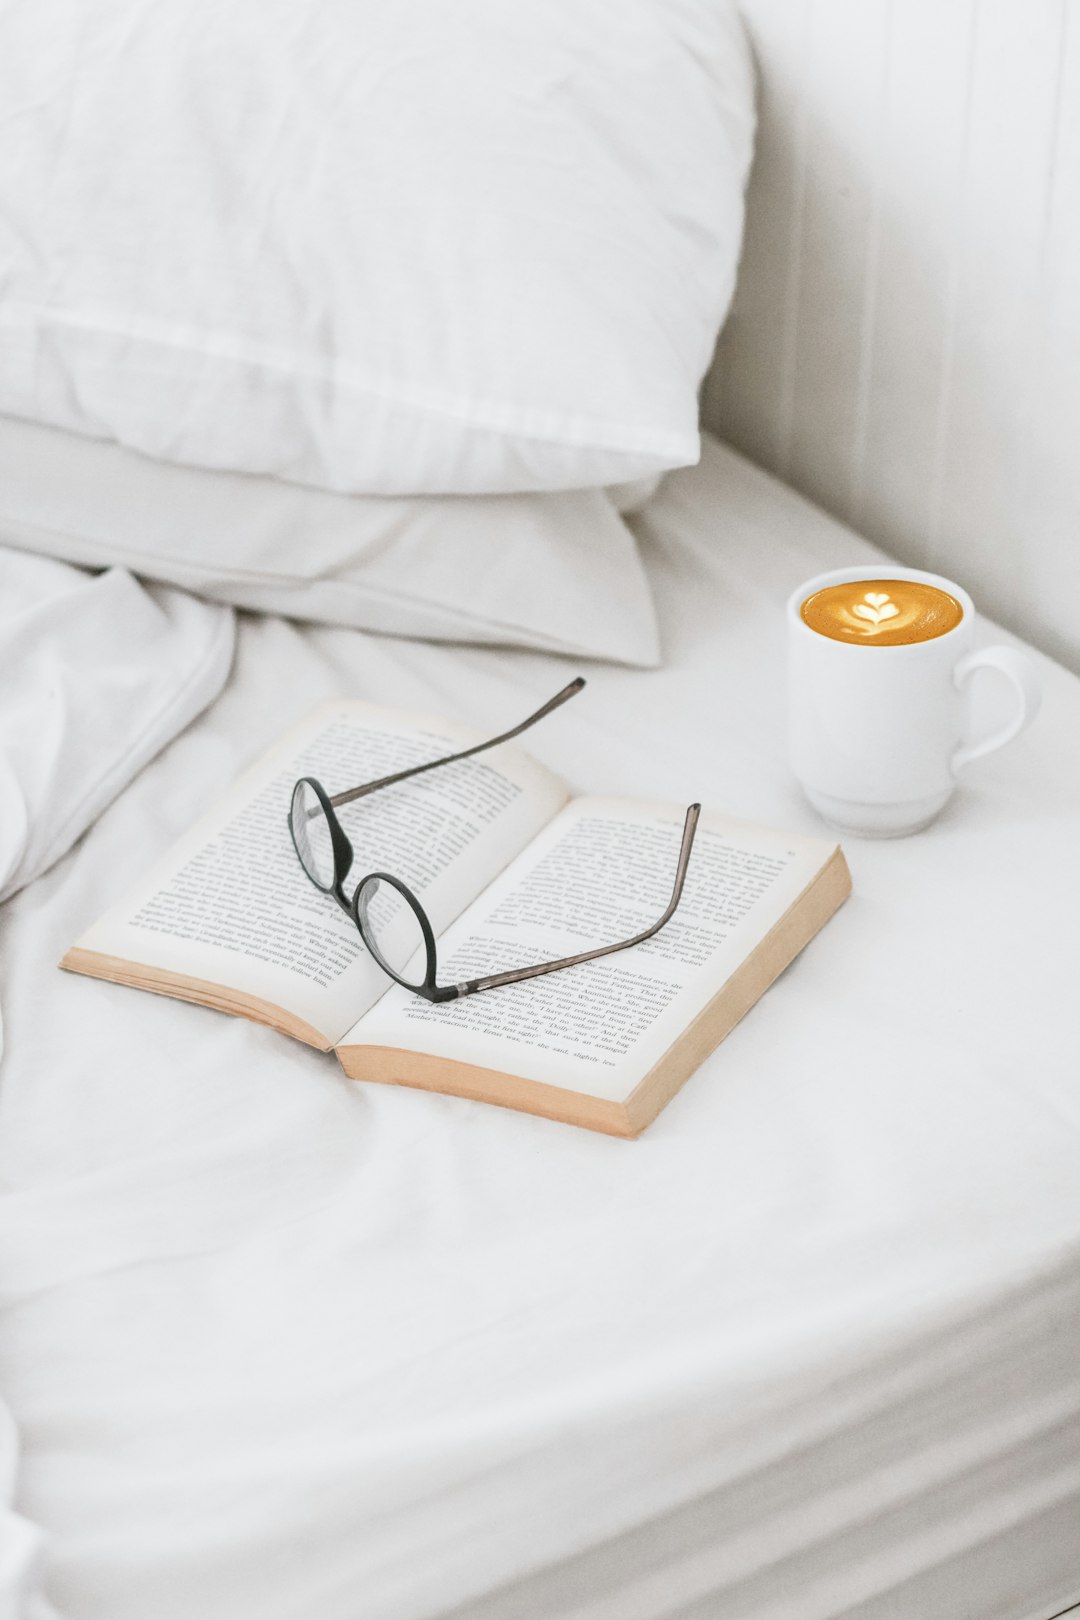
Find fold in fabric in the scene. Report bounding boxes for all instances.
[0,549,232,1618]
[0,549,234,907]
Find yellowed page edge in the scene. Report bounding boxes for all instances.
[61,946,335,1051]
[623,847,852,1133]
[335,1046,634,1138]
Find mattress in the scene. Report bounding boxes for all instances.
[1,436,1079,1620]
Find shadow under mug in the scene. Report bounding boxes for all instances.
[787,566,1042,837]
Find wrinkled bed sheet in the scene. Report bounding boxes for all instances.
[1,439,1078,1620]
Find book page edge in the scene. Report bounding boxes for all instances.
[622,846,853,1134]
[60,947,335,1052]
[333,1045,636,1139]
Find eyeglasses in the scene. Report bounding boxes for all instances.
[289,677,700,1003]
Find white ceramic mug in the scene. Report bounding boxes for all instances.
[787,566,1041,836]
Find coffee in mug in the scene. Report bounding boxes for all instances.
[787,566,1041,837]
[800,578,963,647]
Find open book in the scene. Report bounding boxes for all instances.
[63,699,851,1136]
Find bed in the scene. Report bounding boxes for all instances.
[2,435,1078,1620]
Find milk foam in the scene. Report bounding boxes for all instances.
[800,580,964,646]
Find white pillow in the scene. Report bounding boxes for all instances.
[0,0,754,496]
[0,416,661,666]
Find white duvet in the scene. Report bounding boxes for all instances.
[1,441,1079,1620]
[0,552,232,1616]
[0,552,233,908]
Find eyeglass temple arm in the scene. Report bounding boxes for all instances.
[328,677,586,810]
[450,804,701,998]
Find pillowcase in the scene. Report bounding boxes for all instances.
[0,0,754,497]
[0,416,661,667]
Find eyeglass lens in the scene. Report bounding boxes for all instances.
[290,781,336,890]
[356,875,429,989]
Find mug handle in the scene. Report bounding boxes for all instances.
[951,646,1042,772]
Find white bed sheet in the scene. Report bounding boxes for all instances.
[1,437,1078,1620]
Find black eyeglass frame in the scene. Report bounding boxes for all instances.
[288,678,701,1003]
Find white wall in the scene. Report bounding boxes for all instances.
[703,0,1080,675]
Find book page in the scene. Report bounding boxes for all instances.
[346,798,838,1099]
[69,700,568,1045]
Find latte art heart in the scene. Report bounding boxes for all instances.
[800,579,964,646]
[852,598,899,625]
